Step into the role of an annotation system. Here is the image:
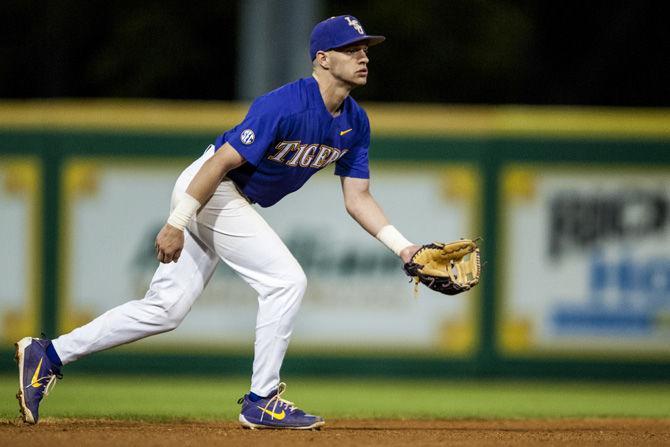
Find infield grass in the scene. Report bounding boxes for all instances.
[1,375,669,421]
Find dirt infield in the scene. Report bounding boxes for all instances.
[1,418,669,446]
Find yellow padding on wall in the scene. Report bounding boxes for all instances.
[0,100,669,138]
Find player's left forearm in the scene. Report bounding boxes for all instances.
[344,189,389,236]
[347,195,418,260]
[341,177,415,257]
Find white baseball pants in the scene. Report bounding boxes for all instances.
[52,146,306,396]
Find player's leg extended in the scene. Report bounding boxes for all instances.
[50,146,218,364]
[16,231,218,424]
[190,180,321,428]
[50,232,219,364]
[191,183,306,396]
[15,148,219,424]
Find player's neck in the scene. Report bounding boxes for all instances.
[312,73,351,117]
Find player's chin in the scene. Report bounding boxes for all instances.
[350,73,368,87]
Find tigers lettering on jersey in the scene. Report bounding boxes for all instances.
[267,141,349,169]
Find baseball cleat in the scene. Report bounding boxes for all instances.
[238,382,325,430]
[15,337,63,424]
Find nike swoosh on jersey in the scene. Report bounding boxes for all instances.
[31,358,43,388]
[339,128,353,136]
[257,406,286,420]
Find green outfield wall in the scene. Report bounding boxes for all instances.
[1,101,669,379]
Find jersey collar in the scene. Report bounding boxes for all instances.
[306,76,348,120]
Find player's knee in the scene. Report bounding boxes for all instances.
[142,289,190,332]
[286,267,307,297]
[162,308,187,332]
[270,266,307,305]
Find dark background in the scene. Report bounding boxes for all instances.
[2,0,668,106]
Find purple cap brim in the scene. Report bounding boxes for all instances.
[331,34,386,50]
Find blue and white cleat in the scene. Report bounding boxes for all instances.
[15,337,62,424]
[238,382,325,430]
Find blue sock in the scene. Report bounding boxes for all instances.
[249,391,266,402]
[46,342,63,366]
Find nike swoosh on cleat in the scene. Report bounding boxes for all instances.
[257,406,286,420]
[339,128,353,136]
[31,358,43,388]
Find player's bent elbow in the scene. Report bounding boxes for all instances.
[343,188,371,215]
[344,200,364,221]
[343,195,357,213]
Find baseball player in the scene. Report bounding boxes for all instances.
[15,15,421,429]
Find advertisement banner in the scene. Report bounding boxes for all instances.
[500,165,670,357]
[61,158,481,355]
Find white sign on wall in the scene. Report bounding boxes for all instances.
[500,165,670,356]
[61,158,482,355]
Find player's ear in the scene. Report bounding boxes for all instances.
[315,51,330,70]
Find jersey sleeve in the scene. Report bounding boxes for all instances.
[334,111,371,179]
[224,97,282,166]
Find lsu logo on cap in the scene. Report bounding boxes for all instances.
[240,129,255,145]
[344,16,364,35]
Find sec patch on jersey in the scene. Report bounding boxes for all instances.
[240,129,256,145]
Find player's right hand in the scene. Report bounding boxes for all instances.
[155,223,184,263]
[399,244,421,264]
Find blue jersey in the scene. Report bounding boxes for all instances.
[214,77,370,207]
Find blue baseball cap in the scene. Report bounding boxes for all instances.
[310,15,385,60]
